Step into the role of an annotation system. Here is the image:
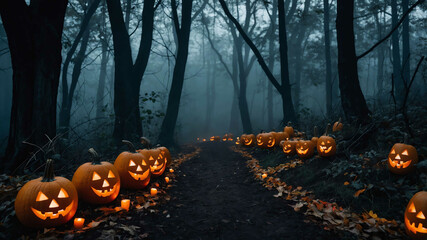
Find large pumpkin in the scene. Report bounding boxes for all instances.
[241,134,256,147]
[296,140,315,159]
[271,131,289,146]
[114,140,151,189]
[256,133,276,149]
[72,148,120,204]
[317,124,337,157]
[387,142,418,175]
[404,191,427,239]
[138,148,166,177]
[282,138,297,155]
[284,122,294,138]
[15,159,78,228]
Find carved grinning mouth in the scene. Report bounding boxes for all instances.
[405,217,427,234]
[91,183,119,197]
[150,162,165,173]
[319,145,332,153]
[31,201,74,220]
[297,148,309,155]
[389,158,412,169]
[128,169,150,180]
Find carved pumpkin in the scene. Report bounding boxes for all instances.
[256,133,276,149]
[15,159,78,228]
[296,140,315,158]
[284,122,294,138]
[210,136,220,141]
[311,126,319,146]
[282,139,297,155]
[227,134,234,141]
[271,131,289,146]
[387,141,418,175]
[222,134,228,141]
[157,146,172,167]
[404,191,427,239]
[114,140,151,189]
[72,148,120,204]
[332,118,343,132]
[138,148,166,177]
[317,124,337,157]
[241,134,256,147]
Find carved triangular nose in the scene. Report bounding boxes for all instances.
[49,199,59,208]
[136,165,142,171]
[154,160,159,166]
[102,180,109,187]
[395,154,401,160]
[149,156,154,161]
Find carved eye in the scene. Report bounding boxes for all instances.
[409,202,416,213]
[390,149,395,154]
[92,172,101,181]
[129,160,136,166]
[141,160,147,166]
[108,170,115,178]
[327,141,331,144]
[321,141,325,145]
[36,191,48,201]
[58,188,69,198]
[288,144,291,147]
[402,150,409,156]
[417,211,425,219]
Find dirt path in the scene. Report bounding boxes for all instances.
[138,142,341,239]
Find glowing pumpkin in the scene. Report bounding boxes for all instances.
[114,140,151,189]
[256,133,276,149]
[138,148,166,177]
[296,140,315,158]
[271,131,289,146]
[157,146,172,167]
[317,124,336,157]
[332,118,343,132]
[15,159,78,228]
[282,139,297,155]
[72,148,120,204]
[404,191,427,239]
[387,142,418,175]
[210,136,220,141]
[284,122,294,137]
[241,134,256,147]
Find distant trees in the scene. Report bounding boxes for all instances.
[0,0,68,172]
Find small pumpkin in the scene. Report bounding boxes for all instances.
[387,135,418,175]
[317,124,337,157]
[241,134,256,147]
[227,133,234,141]
[311,126,319,146]
[296,140,315,158]
[15,159,78,228]
[72,148,120,204]
[284,122,294,138]
[210,136,220,141]
[114,140,151,189]
[332,118,343,132]
[282,138,297,155]
[138,148,166,177]
[404,191,427,239]
[256,133,276,149]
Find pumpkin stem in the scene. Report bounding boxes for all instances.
[42,159,55,182]
[140,137,152,149]
[122,140,137,152]
[313,126,318,137]
[88,148,101,164]
[325,123,331,136]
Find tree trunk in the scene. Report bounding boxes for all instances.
[278,0,296,125]
[267,0,277,129]
[0,0,68,173]
[336,0,370,124]
[158,0,193,146]
[107,0,155,142]
[401,0,410,93]
[374,10,385,99]
[323,0,332,117]
[229,44,240,133]
[391,0,403,102]
[96,0,109,121]
[59,26,90,136]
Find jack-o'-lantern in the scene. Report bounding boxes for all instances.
[72,148,120,204]
[404,191,427,239]
[222,134,228,141]
[114,140,151,189]
[210,136,220,141]
[235,137,240,145]
[317,124,336,157]
[332,118,343,132]
[157,146,172,167]
[296,140,315,158]
[271,131,289,146]
[241,134,256,147]
[311,126,319,146]
[257,133,276,149]
[284,122,294,137]
[139,148,166,177]
[15,159,78,228]
[387,141,418,175]
[228,134,234,141]
[282,139,297,155]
